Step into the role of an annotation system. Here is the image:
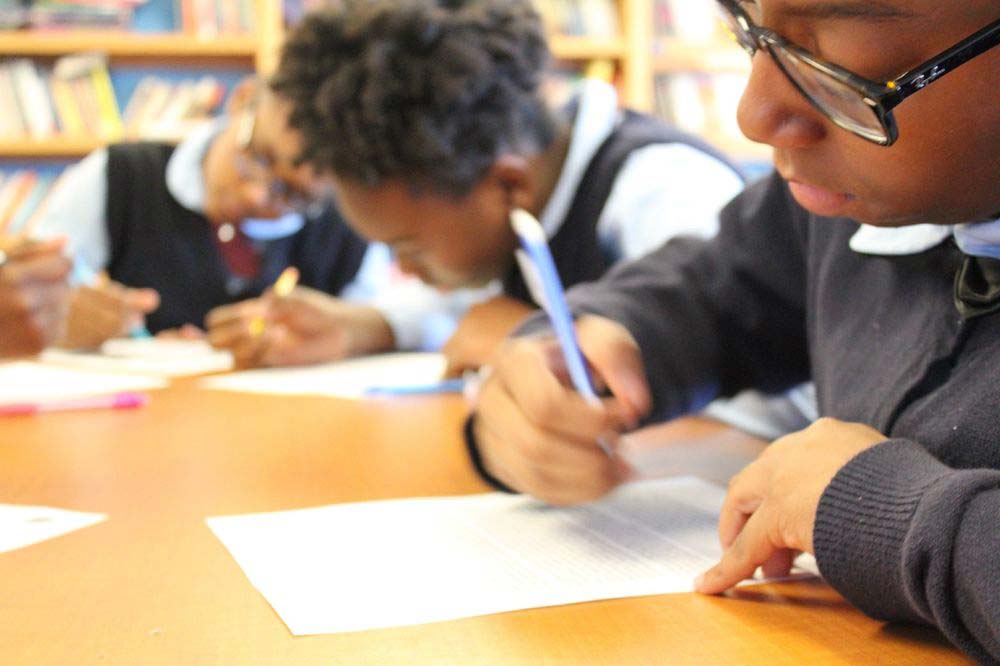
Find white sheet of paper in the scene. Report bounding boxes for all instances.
[0,362,166,406]
[198,352,446,399]
[42,339,233,378]
[0,504,106,554]
[207,477,815,636]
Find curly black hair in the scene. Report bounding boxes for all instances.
[270,0,556,197]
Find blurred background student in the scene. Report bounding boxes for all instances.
[267,0,811,438]
[34,76,485,366]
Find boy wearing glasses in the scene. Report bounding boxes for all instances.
[469,0,1000,662]
[33,78,403,360]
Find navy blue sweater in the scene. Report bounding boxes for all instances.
[495,171,999,663]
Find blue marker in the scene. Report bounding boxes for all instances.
[365,378,466,397]
[509,208,614,457]
[70,257,152,339]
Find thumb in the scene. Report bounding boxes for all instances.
[576,315,652,424]
[124,288,161,314]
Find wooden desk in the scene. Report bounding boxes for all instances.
[0,384,972,665]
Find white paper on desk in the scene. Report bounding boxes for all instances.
[42,339,233,378]
[0,362,166,406]
[0,504,106,554]
[207,477,814,635]
[198,352,446,399]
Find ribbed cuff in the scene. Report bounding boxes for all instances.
[463,414,516,493]
[814,439,950,622]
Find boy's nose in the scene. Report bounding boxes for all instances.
[737,52,828,151]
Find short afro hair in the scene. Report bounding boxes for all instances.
[270,0,556,197]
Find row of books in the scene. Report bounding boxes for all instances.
[541,59,617,107]
[178,0,255,37]
[123,75,226,139]
[0,54,119,140]
[0,170,62,236]
[654,71,747,146]
[534,0,620,40]
[0,54,226,141]
[653,0,727,41]
[0,0,141,30]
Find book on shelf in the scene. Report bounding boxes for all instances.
[0,168,62,234]
[0,0,141,31]
[121,75,224,139]
[534,0,620,40]
[653,0,725,41]
[654,71,760,156]
[178,0,255,37]
[0,52,226,143]
[542,59,617,108]
[52,53,123,138]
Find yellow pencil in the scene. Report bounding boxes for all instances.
[250,266,300,338]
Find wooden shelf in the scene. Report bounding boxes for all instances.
[654,38,750,73]
[0,135,193,158]
[549,34,628,61]
[0,137,108,158]
[0,31,258,59]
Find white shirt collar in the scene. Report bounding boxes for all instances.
[850,218,1000,259]
[537,79,621,239]
[165,118,224,214]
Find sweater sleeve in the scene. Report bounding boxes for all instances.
[529,170,813,421]
[815,440,1000,664]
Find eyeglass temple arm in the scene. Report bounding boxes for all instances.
[890,18,1000,103]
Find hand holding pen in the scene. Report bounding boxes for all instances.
[466,209,652,506]
[207,267,397,369]
[206,267,301,367]
[58,259,160,350]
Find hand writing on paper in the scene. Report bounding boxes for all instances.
[472,315,651,505]
[0,238,72,357]
[59,280,160,350]
[206,286,395,368]
[695,417,887,594]
[442,296,536,378]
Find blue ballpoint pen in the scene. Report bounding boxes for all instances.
[509,208,615,457]
[364,378,466,397]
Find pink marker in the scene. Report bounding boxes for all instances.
[0,392,149,417]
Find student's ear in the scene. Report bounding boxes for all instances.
[226,77,260,116]
[489,155,536,213]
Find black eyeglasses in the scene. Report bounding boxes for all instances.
[717,0,1000,145]
[234,107,311,213]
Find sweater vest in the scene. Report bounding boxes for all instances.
[502,111,745,304]
[105,142,367,332]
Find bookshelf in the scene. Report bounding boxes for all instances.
[0,0,769,163]
[648,1,771,164]
[536,0,768,164]
[653,38,749,74]
[0,32,258,60]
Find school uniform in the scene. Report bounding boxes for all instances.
[499,78,813,439]
[35,122,488,347]
[479,170,1000,663]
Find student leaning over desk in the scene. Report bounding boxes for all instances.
[466,0,1000,662]
[34,78,486,366]
[269,0,813,440]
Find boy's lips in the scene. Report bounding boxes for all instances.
[786,178,857,217]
